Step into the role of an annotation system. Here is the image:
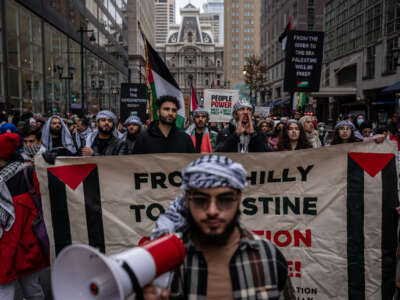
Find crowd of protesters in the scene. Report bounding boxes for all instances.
[0,94,400,299]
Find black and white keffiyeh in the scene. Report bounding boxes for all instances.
[0,161,26,239]
[152,155,247,238]
[41,116,77,154]
[75,127,91,149]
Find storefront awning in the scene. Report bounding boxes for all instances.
[311,87,356,97]
[380,81,400,95]
[273,96,291,106]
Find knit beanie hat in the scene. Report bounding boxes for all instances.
[0,133,20,161]
[0,123,17,134]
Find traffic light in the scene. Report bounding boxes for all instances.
[72,93,77,102]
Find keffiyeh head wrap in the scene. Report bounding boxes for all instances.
[232,99,253,116]
[41,116,77,154]
[96,110,117,124]
[86,110,119,147]
[152,155,247,238]
[286,119,299,127]
[192,107,209,118]
[335,120,355,131]
[299,116,312,127]
[124,116,143,128]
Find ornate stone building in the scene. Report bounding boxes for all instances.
[157,4,224,102]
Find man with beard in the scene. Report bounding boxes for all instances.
[188,108,218,153]
[216,99,268,152]
[133,96,195,154]
[122,115,143,154]
[74,118,91,150]
[40,116,77,162]
[147,155,294,300]
[82,110,127,156]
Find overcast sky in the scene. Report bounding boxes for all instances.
[175,0,208,23]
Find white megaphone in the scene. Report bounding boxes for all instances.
[51,234,185,300]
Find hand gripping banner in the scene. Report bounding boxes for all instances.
[35,141,399,299]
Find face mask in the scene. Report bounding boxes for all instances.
[24,144,41,157]
[318,127,325,132]
[357,119,364,126]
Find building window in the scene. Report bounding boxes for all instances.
[324,64,330,87]
[307,0,315,30]
[385,38,398,73]
[386,0,400,34]
[366,4,382,43]
[365,46,375,78]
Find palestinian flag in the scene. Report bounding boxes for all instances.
[140,27,186,130]
[292,92,307,110]
[346,152,398,299]
[279,17,293,55]
[46,164,105,255]
[190,83,198,115]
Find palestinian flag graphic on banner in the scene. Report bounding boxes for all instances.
[139,24,186,130]
[279,16,293,55]
[46,164,105,255]
[346,152,397,299]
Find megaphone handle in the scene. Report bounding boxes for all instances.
[122,262,144,300]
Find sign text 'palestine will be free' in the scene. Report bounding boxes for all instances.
[284,30,324,93]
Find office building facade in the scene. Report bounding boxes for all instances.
[224,0,261,89]
[1,0,129,115]
[319,0,400,124]
[128,0,155,84]
[260,0,324,111]
[199,13,221,45]
[155,0,175,45]
[203,0,224,44]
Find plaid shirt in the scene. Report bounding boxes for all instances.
[169,228,295,300]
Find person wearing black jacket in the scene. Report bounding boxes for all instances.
[82,110,128,156]
[216,99,270,152]
[121,115,143,154]
[133,96,195,154]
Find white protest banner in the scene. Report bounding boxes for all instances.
[254,106,271,117]
[35,141,399,299]
[203,89,239,122]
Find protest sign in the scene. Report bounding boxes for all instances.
[284,31,324,93]
[254,106,271,117]
[35,141,398,299]
[120,83,147,123]
[203,89,239,122]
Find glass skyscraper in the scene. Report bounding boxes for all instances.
[203,0,224,44]
[0,0,128,116]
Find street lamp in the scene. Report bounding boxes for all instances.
[78,26,96,114]
[111,87,120,112]
[54,65,74,114]
[243,70,253,103]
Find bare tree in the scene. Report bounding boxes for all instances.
[243,55,269,103]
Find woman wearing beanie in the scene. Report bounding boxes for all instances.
[0,133,48,300]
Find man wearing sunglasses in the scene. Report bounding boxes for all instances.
[146,155,294,300]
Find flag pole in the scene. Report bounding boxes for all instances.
[138,21,154,121]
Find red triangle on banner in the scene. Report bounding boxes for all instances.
[48,164,97,190]
[348,152,394,178]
